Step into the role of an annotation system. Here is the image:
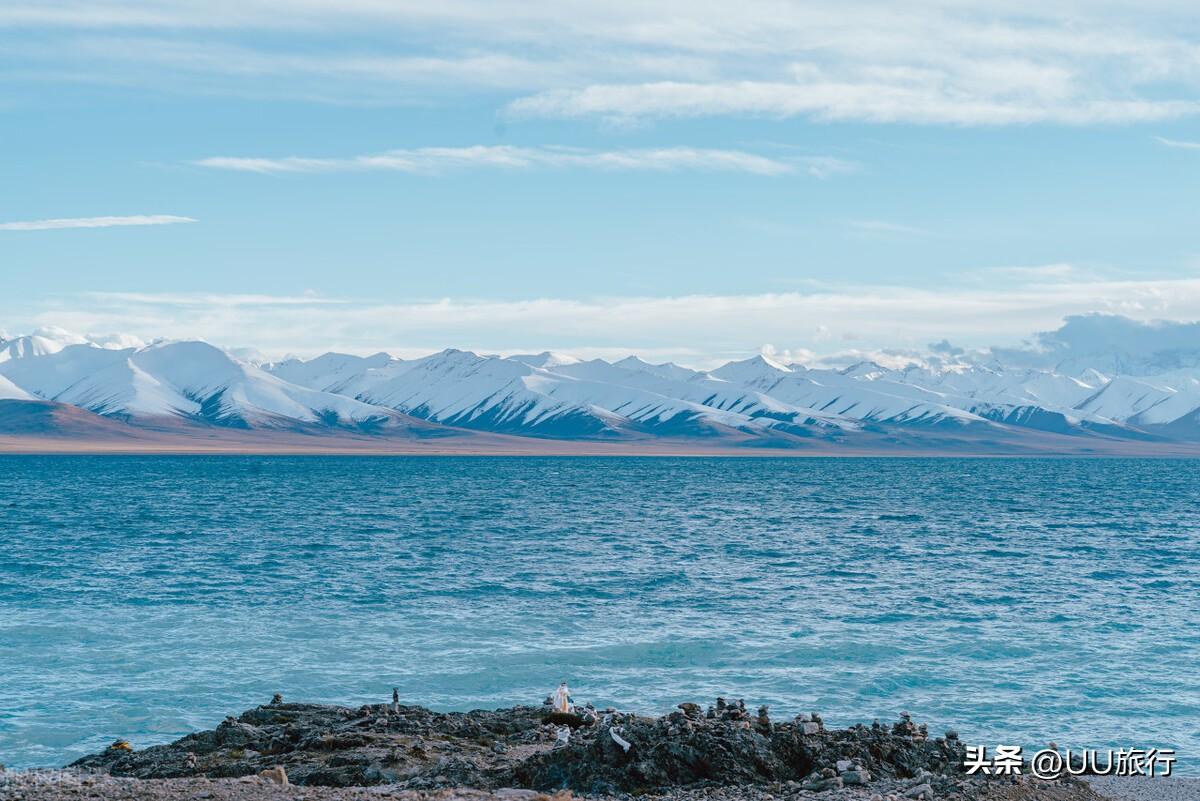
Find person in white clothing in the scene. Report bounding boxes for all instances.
[552,681,573,714]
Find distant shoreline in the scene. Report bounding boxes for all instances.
[5,437,1200,457]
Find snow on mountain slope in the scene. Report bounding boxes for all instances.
[47,352,200,419]
[0,344,148,407]
[885,364,1138,433]
[1076,374,1200,426]
[346,348,833,439]
[0,339,400,428]
[130,342,397,427]
[518,368,765,436]
[348,349,623,436]
[0,373,32,400]
[708,354,795,384]
[611,356,703,383]
[543,357,856,432]
[267,351,401,394]
[0,328,90,363]
[899,365,1104,410]
[505,351,581,369]
[12,326,1200,446]
[222,344,1199,437]
[519,361,849,437]
[0,343,205,420]
[711,357,985,426]
[0,327,148,364]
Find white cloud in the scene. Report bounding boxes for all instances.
[0,214,195,231]
[19,273,1200,367]
[85,331,147,349]
[1156,135,1200,150]
[507,81,1200,126]
[772,345,932,371]
[194,145,826,176]
[6,2,1200,125]
[760,343,817,366]
[981,263,1079,279]
[50,36,584,92]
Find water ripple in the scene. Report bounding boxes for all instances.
[0,456,1197,772]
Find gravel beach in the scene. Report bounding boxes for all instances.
[1084,776,1200,801]
[0,773,1114,801]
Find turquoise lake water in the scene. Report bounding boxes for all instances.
[1,456,1198,770]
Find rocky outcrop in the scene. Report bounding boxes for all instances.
[64,696,1094,801]
[511,701,967,795]
[71,700,548,788]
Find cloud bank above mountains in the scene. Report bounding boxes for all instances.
[7,314,1200,378]
[990,315,1200,374]
[9,264,1200,367]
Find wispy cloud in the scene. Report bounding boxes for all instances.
[1156,135,1200,150]
[983,263,1080,280]
[0,214,195,231]
[800,156,860,180]
[81,291,345,307]
[507,81,1200,126]
[847,219,928,236]
[194,145,839,177]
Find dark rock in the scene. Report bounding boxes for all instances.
[68,698,971,793]
[755,706,770,734]
[843,768,871,785]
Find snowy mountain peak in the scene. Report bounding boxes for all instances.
[612,356,701,382]
[840,361,890,379]
[0,330,88,363]
[709,354,792,383]
[506,351,581,368]
[363,352,397,366]
[0,328,152,364]
[89,333,148,350]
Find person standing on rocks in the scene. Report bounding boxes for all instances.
[553,682,574,714]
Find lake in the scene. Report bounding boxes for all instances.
[1,456,1197,771]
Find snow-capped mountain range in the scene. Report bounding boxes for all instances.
[4,325,1200,452]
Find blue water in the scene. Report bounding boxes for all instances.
[1,456,1198,772]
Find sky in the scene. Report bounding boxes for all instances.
[2,0,1200,366]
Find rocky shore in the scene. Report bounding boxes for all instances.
[0,696,1112,801]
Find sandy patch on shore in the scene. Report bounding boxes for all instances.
[1086,776,1200,801]
[0,774,1109,801]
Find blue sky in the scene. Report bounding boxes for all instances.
[3,1,1200,365]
